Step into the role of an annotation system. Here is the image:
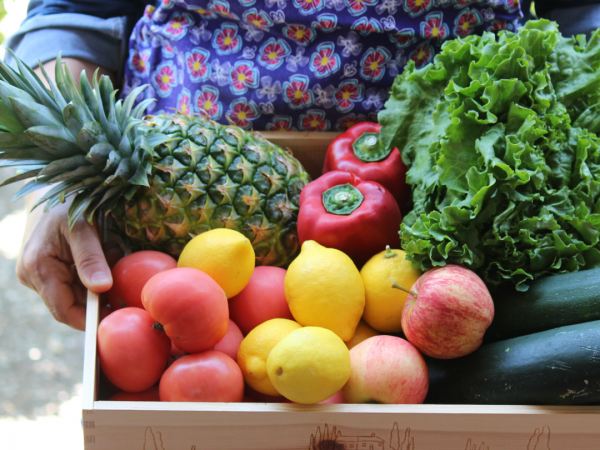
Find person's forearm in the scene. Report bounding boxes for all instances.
[14,60,116,330]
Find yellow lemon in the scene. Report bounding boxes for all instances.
[345,319,380,350]
[178,228,255,298]
[285,240,365,341]
[237,318,302,396]
[267,327,351,404]
[360,246,422,333]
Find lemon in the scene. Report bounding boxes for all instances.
[345,319,380,350]
[285,241,365,341]
[237,318,302,396]
[267,327,351,404]
[178,228,255,298]
[360,246,422,333]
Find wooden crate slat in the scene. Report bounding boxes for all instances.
[82,407,600,450]
[83,290,100,411]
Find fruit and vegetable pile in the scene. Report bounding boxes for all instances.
[1,19,600,405]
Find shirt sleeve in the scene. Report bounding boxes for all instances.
[5,0,151,81]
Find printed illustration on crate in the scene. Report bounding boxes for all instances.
[139,423,552,450]
[465,439,489,450]
[526,426,552,450]
[308,423,409,450]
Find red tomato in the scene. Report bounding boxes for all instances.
[109,386,161,401]
[98,308,171,393]
[106,287,123,312]
[159,351,244,402]
[167,341,187,368]
[142,267,229,354]
[110,251,177,309]
[228,266,293,335]
[213,319,244,361]
[170,341,186,358]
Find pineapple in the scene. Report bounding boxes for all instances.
[0,54,310,266]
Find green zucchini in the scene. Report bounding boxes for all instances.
[485,268,600,343]
[426,320,600,405]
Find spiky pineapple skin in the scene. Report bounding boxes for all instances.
[110,115,310,267]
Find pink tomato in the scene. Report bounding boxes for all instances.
[213,320,244,361]
[98,308,171,392]
[159,351,244,402]
[110,251,177,309]
[142,268,229,354]
[228,266,293,335]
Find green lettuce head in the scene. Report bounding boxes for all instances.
[379,20,600,291]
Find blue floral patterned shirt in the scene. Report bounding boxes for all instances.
[122,0,521,131]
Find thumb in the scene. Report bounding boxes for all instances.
[67,220,113,292]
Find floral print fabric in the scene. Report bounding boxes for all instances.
[123,0,521,131]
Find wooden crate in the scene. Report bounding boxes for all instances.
[82,131,600,450]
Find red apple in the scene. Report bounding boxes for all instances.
[214,320,244,361]
[320,391,344,404]
[228,266,294,335]
[341,335,428,404]
[401,264,494,359]
[159,351,244,402]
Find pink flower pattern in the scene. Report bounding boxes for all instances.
[226,98,260,129]
[162,12,194,40]
[185,49,211,82]
[409,42,434,67]
[151,61,178,98]
[125,0,521,131]
[195,86,223,120]
[454,8,483,37]
[299,109,330,131]
[129,49,151,76]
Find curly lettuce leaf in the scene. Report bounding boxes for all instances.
[379,20,600,291]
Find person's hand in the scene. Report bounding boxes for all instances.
[16,195,120,331]
[14,59,120,331]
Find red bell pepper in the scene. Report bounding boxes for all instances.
[323,122,409,215]
[298,171,402,268]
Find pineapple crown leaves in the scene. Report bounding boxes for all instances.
[0,51,172,229]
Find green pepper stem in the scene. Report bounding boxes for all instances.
[365,135,378,149]
[392,282,418,298]
[322,183,364,215]
[352,132,392,163]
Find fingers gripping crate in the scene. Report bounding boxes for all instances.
[82,131,600,450]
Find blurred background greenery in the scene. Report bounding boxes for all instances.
[0,1,7,46]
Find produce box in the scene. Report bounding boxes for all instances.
[81,131,600,450]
